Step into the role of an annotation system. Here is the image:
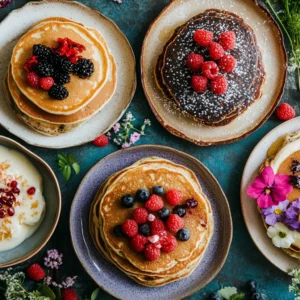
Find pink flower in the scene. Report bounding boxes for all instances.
[247,166,293,208]
[121,142,131,149]
[113,123,120,133]
[130,132,141,144]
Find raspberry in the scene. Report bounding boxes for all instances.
[211,76,228,95]
[24,56,38,73]
[130,234,148,252]
[166,214,184,233]
[150,219,166,235]
[166,189,183,206]
[186,53,204,72]
[193,29,213,47]
[40,77,54,91]
[276,103,295,121]
[209,42,225,60]
[133,207,149,224]
[26,72,40,89]
[121,219,138,237]
[144,243,161,261]
[191,75,207,93]
[161,234,177,253]
[62,289,78,300]
[145,194,164,211]
[218,54,236,73]
[202,61,219,80]
[93,135,109,147]
[218,31,236,50]
[26,264,45,281]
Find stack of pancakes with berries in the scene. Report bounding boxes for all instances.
[90,157,214,287]
[155,9,265,126]
[4,17,117,136]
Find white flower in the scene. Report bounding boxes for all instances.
[267,222,296,248]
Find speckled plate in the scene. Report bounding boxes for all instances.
[241,117,300,272]
[70,145,232,300]
[141,0,287,146]
[0,0,136,149]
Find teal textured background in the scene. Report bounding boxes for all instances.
[0,0,298,299]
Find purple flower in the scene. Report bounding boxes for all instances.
[62,276,77,288]
[129,132,140,144]
[247,166,293,208]
[284,199,300,231]
[113,123,120,133]
[44,249,63,270]
[44,276,52,286]
[261,200,290,225]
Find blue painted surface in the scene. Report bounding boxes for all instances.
[0,1,298,299]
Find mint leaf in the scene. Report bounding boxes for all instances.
[72,162,80,175]
[57,154,68,164]
[38,284,56,300]
[63,165,72,181]
[218,287,238,299]
[58,153,80,181]
[91,288,100,300]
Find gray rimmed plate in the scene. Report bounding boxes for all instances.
[0,135,61,268]
[70,145,232,300]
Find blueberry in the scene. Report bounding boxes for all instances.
[248,280,257,291]
[136,188,150,202]
[113,225,124,237]
[153,186,165,195]
[210,292,222,300]
[138,223,151,236]
[158,207,170,220]
[121,194,135,208]
[251,292,261,300]
[173,205,186,217]
[177,228,190,241]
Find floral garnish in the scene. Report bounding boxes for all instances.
[247,166,293,208]
[289,268,300,299]
[108,112,151,148]
[57,153,80,181]
[291,159,300,174]
[283,199,300,231]
[113,0,122,3]
[0,0,12,8]
[44,249,63,270]
[267,222,296,248]
[291,175,300,189]
[261,200,289,225]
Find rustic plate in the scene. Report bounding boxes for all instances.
[70,145,232,300]
[141,0,286,146]
[0,0,136,148]
[241,117,300,272]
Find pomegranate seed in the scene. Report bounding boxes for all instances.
[0,203,2,209]
[0,188,4,192]
[27,187,36,195]
[9,181,17,188]
[0,198,7,205]
[0,208,6,218]
[4,189,9,193]
[7,207,15,216]
[12,187,20,195]
[6,200,13,208]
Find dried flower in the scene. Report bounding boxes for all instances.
[44,249,63,270]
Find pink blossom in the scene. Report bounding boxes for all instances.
[130,132,141,144]
[121,142,131,149]
[113,123,120,133]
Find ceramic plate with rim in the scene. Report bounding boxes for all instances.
[0,0,136,149]
[70,145,232,300]
[141,0,287,146]
[241,117,300,272]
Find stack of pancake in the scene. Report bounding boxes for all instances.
[4,17,117,136]
[155,9,265,126]
[90,157,214,286]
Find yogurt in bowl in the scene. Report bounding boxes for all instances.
[0,145,46,252]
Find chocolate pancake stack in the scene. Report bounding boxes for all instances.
[155,9,265,126]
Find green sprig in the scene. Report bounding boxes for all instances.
[57,154,80,181]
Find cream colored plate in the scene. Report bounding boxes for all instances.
[241,117,300,272]
[0,0,136,148]
[141,0,286,146]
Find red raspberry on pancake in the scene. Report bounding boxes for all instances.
[166,214,184,233]
[133,207,149,224]
[151,219,166,235]
[145,194,164,211]
[144,243,161,261]
[130,234,148,252]
[211,76,228,95]
[218,54,236,73]
[161,234,177,253]
[191,75,208,93]
[166,189,183,206]
[218,31,236,50]
[121,219,138,237]
[202,61,219,80]
[209,42,225,60]
[186,53,204,72]
[193,29,213,47]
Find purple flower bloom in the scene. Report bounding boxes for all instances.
[62,276,77,288]
[113,123,120,133]
[284,199,300,231]
[44,276,52,286]
[261,200,289,225]
[129,132,140,144]
[44,249,63,270]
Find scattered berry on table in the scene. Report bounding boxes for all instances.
[211,75,228,95]
[53,73,71,85]
[73,58,94,78]
[186,53,204,72]
[193,29,213,47]
[150,219,166,235]
[93,134,109,147]
[138,223,151,237]
[158,207,170,220]
[161,234,177,253]
[144,243,161,261]
[172,205,186,217]
[218,54,237,73]
[251,292,262,300]
[202,61,219,80]
[218,31,236,50]
[186,198,198,208]
[166,189,183,206]
[133,207,149,224]
[26,264,45,281]
[40,77,54,91]
[152,186,165,196]
[166,214,184,233]
[48,85,69,100]
[145,194,164,211]
[177,228,190,241]
[276,103,295,121]
[113,225,124,237]
[135,188,150,202]
[121,219,138,237]
[120,194,135,208]
[61,288,78,300]
[36,61,54,77]
[26,72,40,89]
[32,44,52,61]
[191,75,208,93]
[209,42,225,60]
[130,234,148,252]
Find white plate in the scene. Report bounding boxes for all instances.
[241,117,300,272]
[0,0,136,148]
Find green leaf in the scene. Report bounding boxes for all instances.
[58,161,66,168]
[91,288,100,300]
[57,154,68,164]
[39,284,56,300]
[230,293,245,300]
[72,162,80,175]
[68,154,77,164]
[218,287,238,300]
[63,165,72,181]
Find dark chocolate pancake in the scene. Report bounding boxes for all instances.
[156,9,265,126]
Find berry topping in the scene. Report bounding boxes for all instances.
[36,61,54,77]
[133,207,149,224]
[27,187,36,195]
[62,288,78,300]
[73,58,95,79]
[148,234,160,244]
[147,214,156,222]
[218,31,236,50]
[40,77,54,91]
[7,207,15,217]
[24,56,38,73]
[193,29,213,47]
[202,61,219,80]
[93,135,109,147]
[52,54,74,74]
[130,234,148,252]
[166,189,183,206]
[152,186,165,196]
[186,198,198,208]
[26,72,40,89]
[9,181,17,188]
[26,264,45,281]
[218,54,237,73]
[53,73,71,85]
[211,76,228,95]
[138,223,151,237]
[145,194,164,211]
[120,194,135,208]
[158,207,170,220]
[166,214,184,233]
[191,75,208,93]
[136,188,150,202]
[144,243,161,261]
[151,219,166,235]
[172,205,186,217]
[209,42,225,60]
[161,234,177,253]
[186,53,204,72]
[177,228,190,241]
[48,85,69,100]
[113,224,124,237]
[121,219,138,237]
[276,103,295,121]
[33,44,52,61]
[0,209,6,219]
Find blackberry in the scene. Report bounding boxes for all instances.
[36,61,54,77]
[173,205,186,217]
[138,224,151,237]
[153,186,165,196]
[136,188,150,202]
[121,194,135,208]
[48,85,69,100]
[54,73,71,85]
[158,207,170,220]
[73,58,94,78]
[51,54,74,74]
[33,44,52,61]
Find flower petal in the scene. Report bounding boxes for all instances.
[272,187,291,203]
[274,174,291,185]
[257,193,274,208]
[265,214,278,226]
[261,166,275,186]
[246,183,263,198]
[267,226,278,238]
